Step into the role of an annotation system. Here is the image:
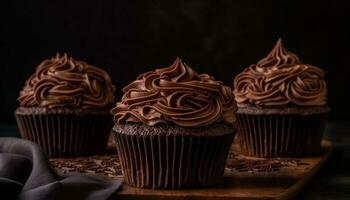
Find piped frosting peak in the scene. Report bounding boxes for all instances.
[233,39,327,107]
[18,53,116,109]
[112,58,236,127]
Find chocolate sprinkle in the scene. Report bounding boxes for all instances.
[50,154,122,179]
[226,150,310,173]
[50,138,310,178]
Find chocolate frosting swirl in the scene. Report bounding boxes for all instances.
[112,58,236,127]
[18,53,116,109]
[233,39,327,108]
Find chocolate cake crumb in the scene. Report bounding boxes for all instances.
[113,122,234,136]
[237,106,330,115]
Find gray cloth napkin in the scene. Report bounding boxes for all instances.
[0,137,122,200]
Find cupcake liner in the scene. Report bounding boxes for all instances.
[15,113,112,157]
[112,131,235,189]
[236,113,328,157]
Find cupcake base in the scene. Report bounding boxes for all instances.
[112,123,235,189]
[236,107,329,158]
[15,107,113,158]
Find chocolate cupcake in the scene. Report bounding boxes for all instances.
[233,39,329,158]
[15,53,116,157]
[111,58,237,189]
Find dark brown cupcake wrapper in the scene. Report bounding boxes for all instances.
[236,113,328,157]
[15,113,112,157]
[112,131,235,189]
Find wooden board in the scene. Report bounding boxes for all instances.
[51,139,332,200]
[113,140,332,200]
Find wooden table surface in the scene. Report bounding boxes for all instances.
[1,122,350,199]
[295,122,350,200]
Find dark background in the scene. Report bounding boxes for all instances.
[1,2,350,198]
[1,0,350,124]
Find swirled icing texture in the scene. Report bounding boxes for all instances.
[18,53,116,109]
[233,39,327,108]
[111,58,236,127]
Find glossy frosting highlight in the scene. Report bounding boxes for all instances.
[112,58,236,127]
[233,39,327,108]
[18,53,116,109]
